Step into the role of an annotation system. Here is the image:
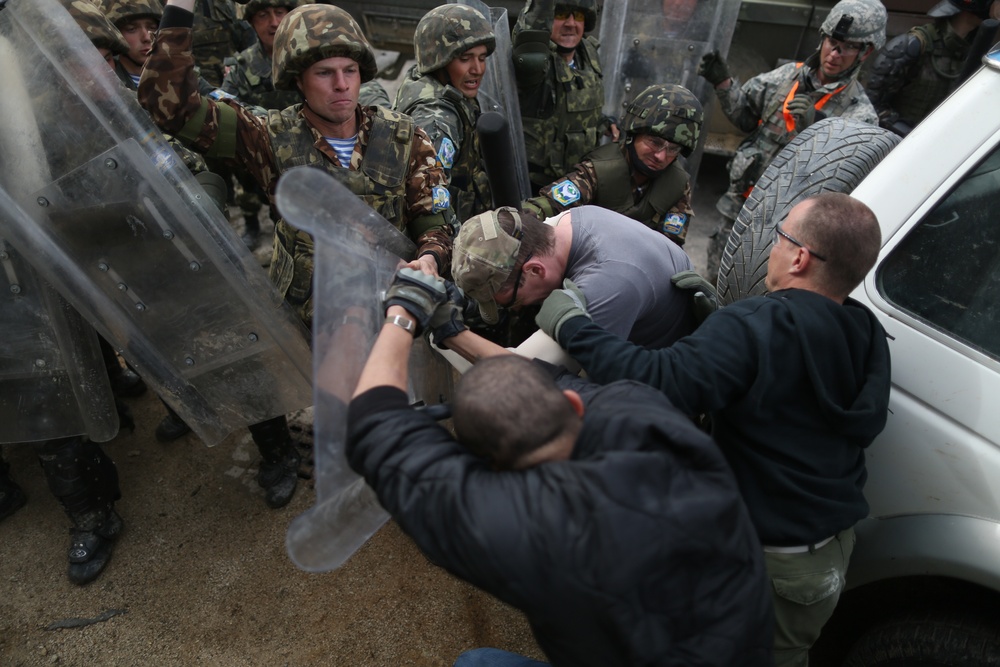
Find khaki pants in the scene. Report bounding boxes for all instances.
[765,527,856,667]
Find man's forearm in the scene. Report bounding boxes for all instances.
[443,330,510,364]
[354,306,416,398]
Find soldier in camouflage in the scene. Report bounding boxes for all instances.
[522,83,701,246]
[866,0,998,136]
[191,0,245,88]
[395,4,495,223]
[138,1,453,507]
[512,0,617,193]
[699,0,886,281]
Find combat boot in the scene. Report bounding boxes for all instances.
[249,416,300,509]
[155,403,191,442]
[67,508,124,585]
[0,460,27,522]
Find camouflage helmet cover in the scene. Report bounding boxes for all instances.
[622,84,703,158]
[820,0,888,51]
[61,0,129,56]
[244,0,300,23]
[555,0,598,33]
[414,5,496,75]
[272,4,378,90]
[100,0,163,26]
[928,0,996,18]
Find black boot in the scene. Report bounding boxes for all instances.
[249,416,300,509]
[0,459,27,522]
[67,508,124,585]
[100,337,146,398]
[155,402,191,442]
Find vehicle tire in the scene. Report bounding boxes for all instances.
[717,117,901,304]
[843,610,1000,666]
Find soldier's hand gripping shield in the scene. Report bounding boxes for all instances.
[452,0,532,205]
[0,202,117,445]
[598,0,740,180]
[277,167,454,572]
[0,0,312,446]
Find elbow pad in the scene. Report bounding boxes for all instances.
[513,29,552,82]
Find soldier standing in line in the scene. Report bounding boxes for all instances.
[512,0,617,194]
[522,83,702,247]
[191,0,246,88]
[100,0,162,89]
[395,4,495,224]
[866,0,999,136]
[698,0,886,282]
[138,1,454,506]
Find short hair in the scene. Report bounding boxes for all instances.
[798,192,881,297]
[453,356,578,469]
[498,209,555,292]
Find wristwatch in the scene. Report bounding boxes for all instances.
[385,313,416,336]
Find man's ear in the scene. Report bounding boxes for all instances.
[859,44,874,62]
[563,389,585,418]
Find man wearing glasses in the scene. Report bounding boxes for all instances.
[512,0,618,193]
[521,84,703,247]
[535,192,892,666]
[697,0,887,281]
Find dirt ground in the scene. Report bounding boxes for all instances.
[0,82,726,666]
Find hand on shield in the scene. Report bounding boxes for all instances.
[383,268,448,335]
[427,281,469,349]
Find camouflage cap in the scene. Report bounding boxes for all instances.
[244,0,300,22]
[271,4,377,90]
[100,0,163,26]
[452,207,526,325]
[414,5,496,75]
[820,0,887,51]
[61,0,129,56]
[622,84,703,158]
[555,0,598,33]
[929,0,996,18]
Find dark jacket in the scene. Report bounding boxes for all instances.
[346,377,773,667]
[557,288,892,546]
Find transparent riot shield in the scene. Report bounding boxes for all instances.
[0,214,117,445]
[598,0,740,180]
[454,0,532,204]
[278,167,454,572]
[0,0,312,446]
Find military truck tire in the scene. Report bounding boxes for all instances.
[717,117,900,304]
[843,610,1000,666]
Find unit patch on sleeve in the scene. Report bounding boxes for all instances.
[431,185,452,212]
[436,137,456,170]
[550,180,582,206]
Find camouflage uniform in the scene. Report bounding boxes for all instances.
[512,0,609,191]
[192,0,244,88]
[865,20,970,134]
[221,41,301,110]
[138,5,452,328]
[395,5,495,223]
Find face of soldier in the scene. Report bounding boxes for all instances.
[550,8,585,51]
[445,45,489,98]
[97,47,115,71]
[817,35,870,84]
[252,6,290,56]
[992,2,1000,19]
[297,56,361,136]
[118,17,157,72]
[633,134,682,173]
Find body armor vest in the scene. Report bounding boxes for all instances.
[894,22,966,125]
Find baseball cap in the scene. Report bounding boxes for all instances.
[452,207,525,324]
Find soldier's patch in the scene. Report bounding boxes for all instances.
[208,88,236,101]
[436,137,456,169]
[550,180,581,206]
[431,186,451,212]
[661,213,687,236]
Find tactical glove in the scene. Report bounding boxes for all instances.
[698,50,731,86]
[786,94,817,130]
[428,281,469,349]
[383,267,448,335]
[535,279,590,341]
[671,270,719,325]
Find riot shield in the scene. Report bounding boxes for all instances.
[0,212,118,445]
[0,0,312,446]
[598,0,740,181]
[454,0,532,205]
[279,167,454,572]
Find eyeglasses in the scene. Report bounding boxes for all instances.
[823,35,864,55]
[639,134,683,157]
[497,253,533,309]
[554,8,586,22]
[774,223,827,261]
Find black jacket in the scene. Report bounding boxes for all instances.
[347,377,773,667]
[558,288,892,546]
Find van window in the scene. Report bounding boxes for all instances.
[877,146,1000,361]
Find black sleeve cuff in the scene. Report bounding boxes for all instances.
[348,386,410,425]
[161,5,195,30]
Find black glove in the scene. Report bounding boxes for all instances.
[383,268,447,335]
[428,281,468,349]
[671,270,719,325]
[535,279,590,341]
[786,94,816,130]
[698,50,731,86]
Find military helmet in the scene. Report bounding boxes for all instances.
[621,84,703,158]
[414,5,495,75]
[555,0,598,33]
[100,0,163,27]
[271,4,377,90]
[244,0,299,23]
[929,0,996,18]
[820,0,887,51]
[62,0,129,56]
